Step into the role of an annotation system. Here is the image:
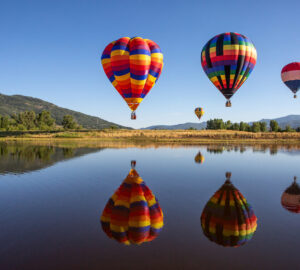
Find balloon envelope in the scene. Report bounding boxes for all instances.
[195,107,204,120]
[201,174,257,247]
[101,37,163,114]
[281,62,300,97]
[201,32,257,104]
[100,167,164,245]
[194,151,205,164]
[281,178,300,213]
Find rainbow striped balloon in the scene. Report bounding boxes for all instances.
[281,62,300,98]
[201,173,257,247]
[101,37,164,118]
[201,32,257,106]
[100,168,164,245]
[195,107,204,120]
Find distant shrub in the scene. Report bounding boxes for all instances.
[54,132,82,138]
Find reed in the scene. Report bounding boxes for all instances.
[1,129,300,144]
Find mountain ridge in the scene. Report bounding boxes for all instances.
[142,115,300,130]
[0,93,129,129]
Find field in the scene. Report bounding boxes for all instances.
[1,129,300,145]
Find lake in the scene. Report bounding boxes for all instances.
[0,142,299,270]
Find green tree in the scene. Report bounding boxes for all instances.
[1,116,10,130]
[285,125,294,132]
[239,122,247,131]
[259,122,267,132]
[270,120,279,132]
[17,124,26,131]
[11,113,18,122]
[36,111,55,129]
[231,123,240,130]
[206,119,214,129]
[251,122,261,133]
[62,115,77,129]
[18,111,36,130]
[243,123,251,132]
[225,120,232,130]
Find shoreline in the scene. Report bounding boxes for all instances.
[1,129,300,147]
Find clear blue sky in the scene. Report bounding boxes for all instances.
[0,0,299,128]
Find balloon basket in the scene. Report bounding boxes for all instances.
[294,94,297,99]
[131,160,136,169]
[225,100,232,107]
[226,172,232,179]
[131,111,136,120]
[225,172,232,184]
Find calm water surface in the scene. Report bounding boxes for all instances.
[0,143,299,270]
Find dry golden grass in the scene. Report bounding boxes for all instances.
[1,129,300,145]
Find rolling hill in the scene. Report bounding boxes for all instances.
[0,93,128,129]
[258,115,300,129]
[143,115,300,130]
[142,122,207,130]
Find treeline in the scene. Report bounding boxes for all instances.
[206,119,300,132]
[0,143,75,161]
[0,110,82,131]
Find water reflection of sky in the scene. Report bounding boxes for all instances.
[0,145,299,269]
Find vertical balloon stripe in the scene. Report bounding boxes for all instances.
[142,39,163,98]
[110,37,131,97]
[235,38,256,90]
[101,42,124,97]
[129,37,151,97]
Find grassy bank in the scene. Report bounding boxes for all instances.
[1,129,300,145]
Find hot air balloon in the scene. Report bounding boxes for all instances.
[201,32,257,107]
[194,151,205,164]
[200,172,257,247]
[195,107,204,120]
[101,37,164,119]
[100,161,164,245]
[281,62,300,98]
[281,176,300,213]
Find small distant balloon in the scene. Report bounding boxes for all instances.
[281,176,300,213]
[200,172,257,247]
[281,62,300,98]
[201,32,257,107]
[100,161,164,245]
[101,37,164,119]
[194,151,205,164]
[195,107,204,120]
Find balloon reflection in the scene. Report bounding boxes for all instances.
[281,177,300,214]
[201,172,257,247]
[100,161,164,245]
[194,151,205,164]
